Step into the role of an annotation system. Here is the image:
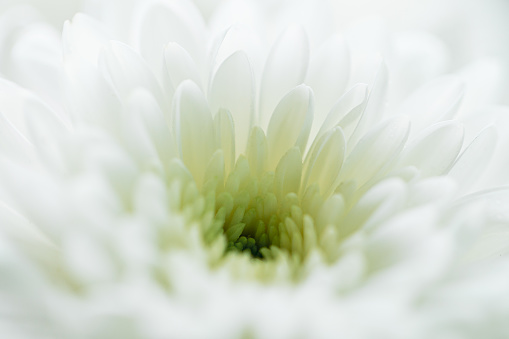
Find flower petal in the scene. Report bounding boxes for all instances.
[64,54,122,132]
[126,89,177,171]
[209,24,264,77]
[398,121,464,177]
[274,147,302,200]
[314,83,368,141]
[449,126,498,195]
[62,13,111,64]
[303,127,346,197]
[173,80,215,186]
[266,85,313,169]
[306,35,350,128]
[10,23,63,114]
[133,1,205,76]
[246,126,268,178]
[259,26,309,127]
[214,109,235,175]
[397,76,464,135]
[163,42,203,97]
[100,41,167,110]
[339,178,407,239]
[338,116,410,188]
[209,50,255,155]
[347,59,389,150]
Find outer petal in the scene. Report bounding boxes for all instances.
[303,127,346,197]
[398,121,464,177]
[338,116,410,188]
[259,26,309,128]
[266,85,313,169]
[133,0,206,76]
[100,41,167,110]
[209,50,254,155]
[306,35,350,129]
[397,76,464,135]
[173,80,215,186]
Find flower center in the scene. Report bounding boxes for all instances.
[217,158,287,258]
[172,125,345,268]
[211,154,321,261]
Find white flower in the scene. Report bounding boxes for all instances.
[0,1,509,338]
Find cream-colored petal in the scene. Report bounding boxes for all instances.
[340,178,407,238]
[315,83,368,142]
[303,127,346,197]
[398,121,464,177]
[246,126,268,178]
[397,76,464,135]
[259,26,309,128]
[209,50,254,155]
[64,54,122,133]
[274,147,302,200]
[347,59,389,151]
[100,41,167,110]
[266,85,313,169]
[173,80,215,187]
[126,89,177,171]
[339,116,410,188]
[133,1,205,77]
[163,42,203,95]
[214,109,235,175]
[449,126,498,195]
[306,35,350,130]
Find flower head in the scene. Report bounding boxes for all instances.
[0,0,509,338]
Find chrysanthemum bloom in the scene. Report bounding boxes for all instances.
[1,1,509,338]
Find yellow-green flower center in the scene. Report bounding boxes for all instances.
[217,157,308,259]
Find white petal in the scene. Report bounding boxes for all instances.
[100,41,167,110]
[64,54,122,132]
[347,59,389,150]
[133,173,168,225]
[303,127,346,197]
[315,83,368,141]
[453,188,509,230]
[340,178,407,238]
[133,1,206,76]
[214,109,235,175]
[173,80,215,186]
[397,76,464,135]
[246,126,268,178]
[316,194,346,234]
[458,59,504,115]
[10,23,64,114]
[0,112,33,164]
[63,232,116,283]
[24,98,69,172]
[449,126,498,195]
[465,224,509,262]
[209,24,264,77]
[259,26,309,128]
[407,177,458,207]
[0,161,69,239]
[0,200,54,252]
[398,121,464,177]
[127,89,177,172]
[62,13,111,64]
[163,42,202,95]
[339,116,410,188]
[266,85,313,169]
[124,89,173,171]
[274,147,302,200]
[209,50,254,155]
[306,35,350,128]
